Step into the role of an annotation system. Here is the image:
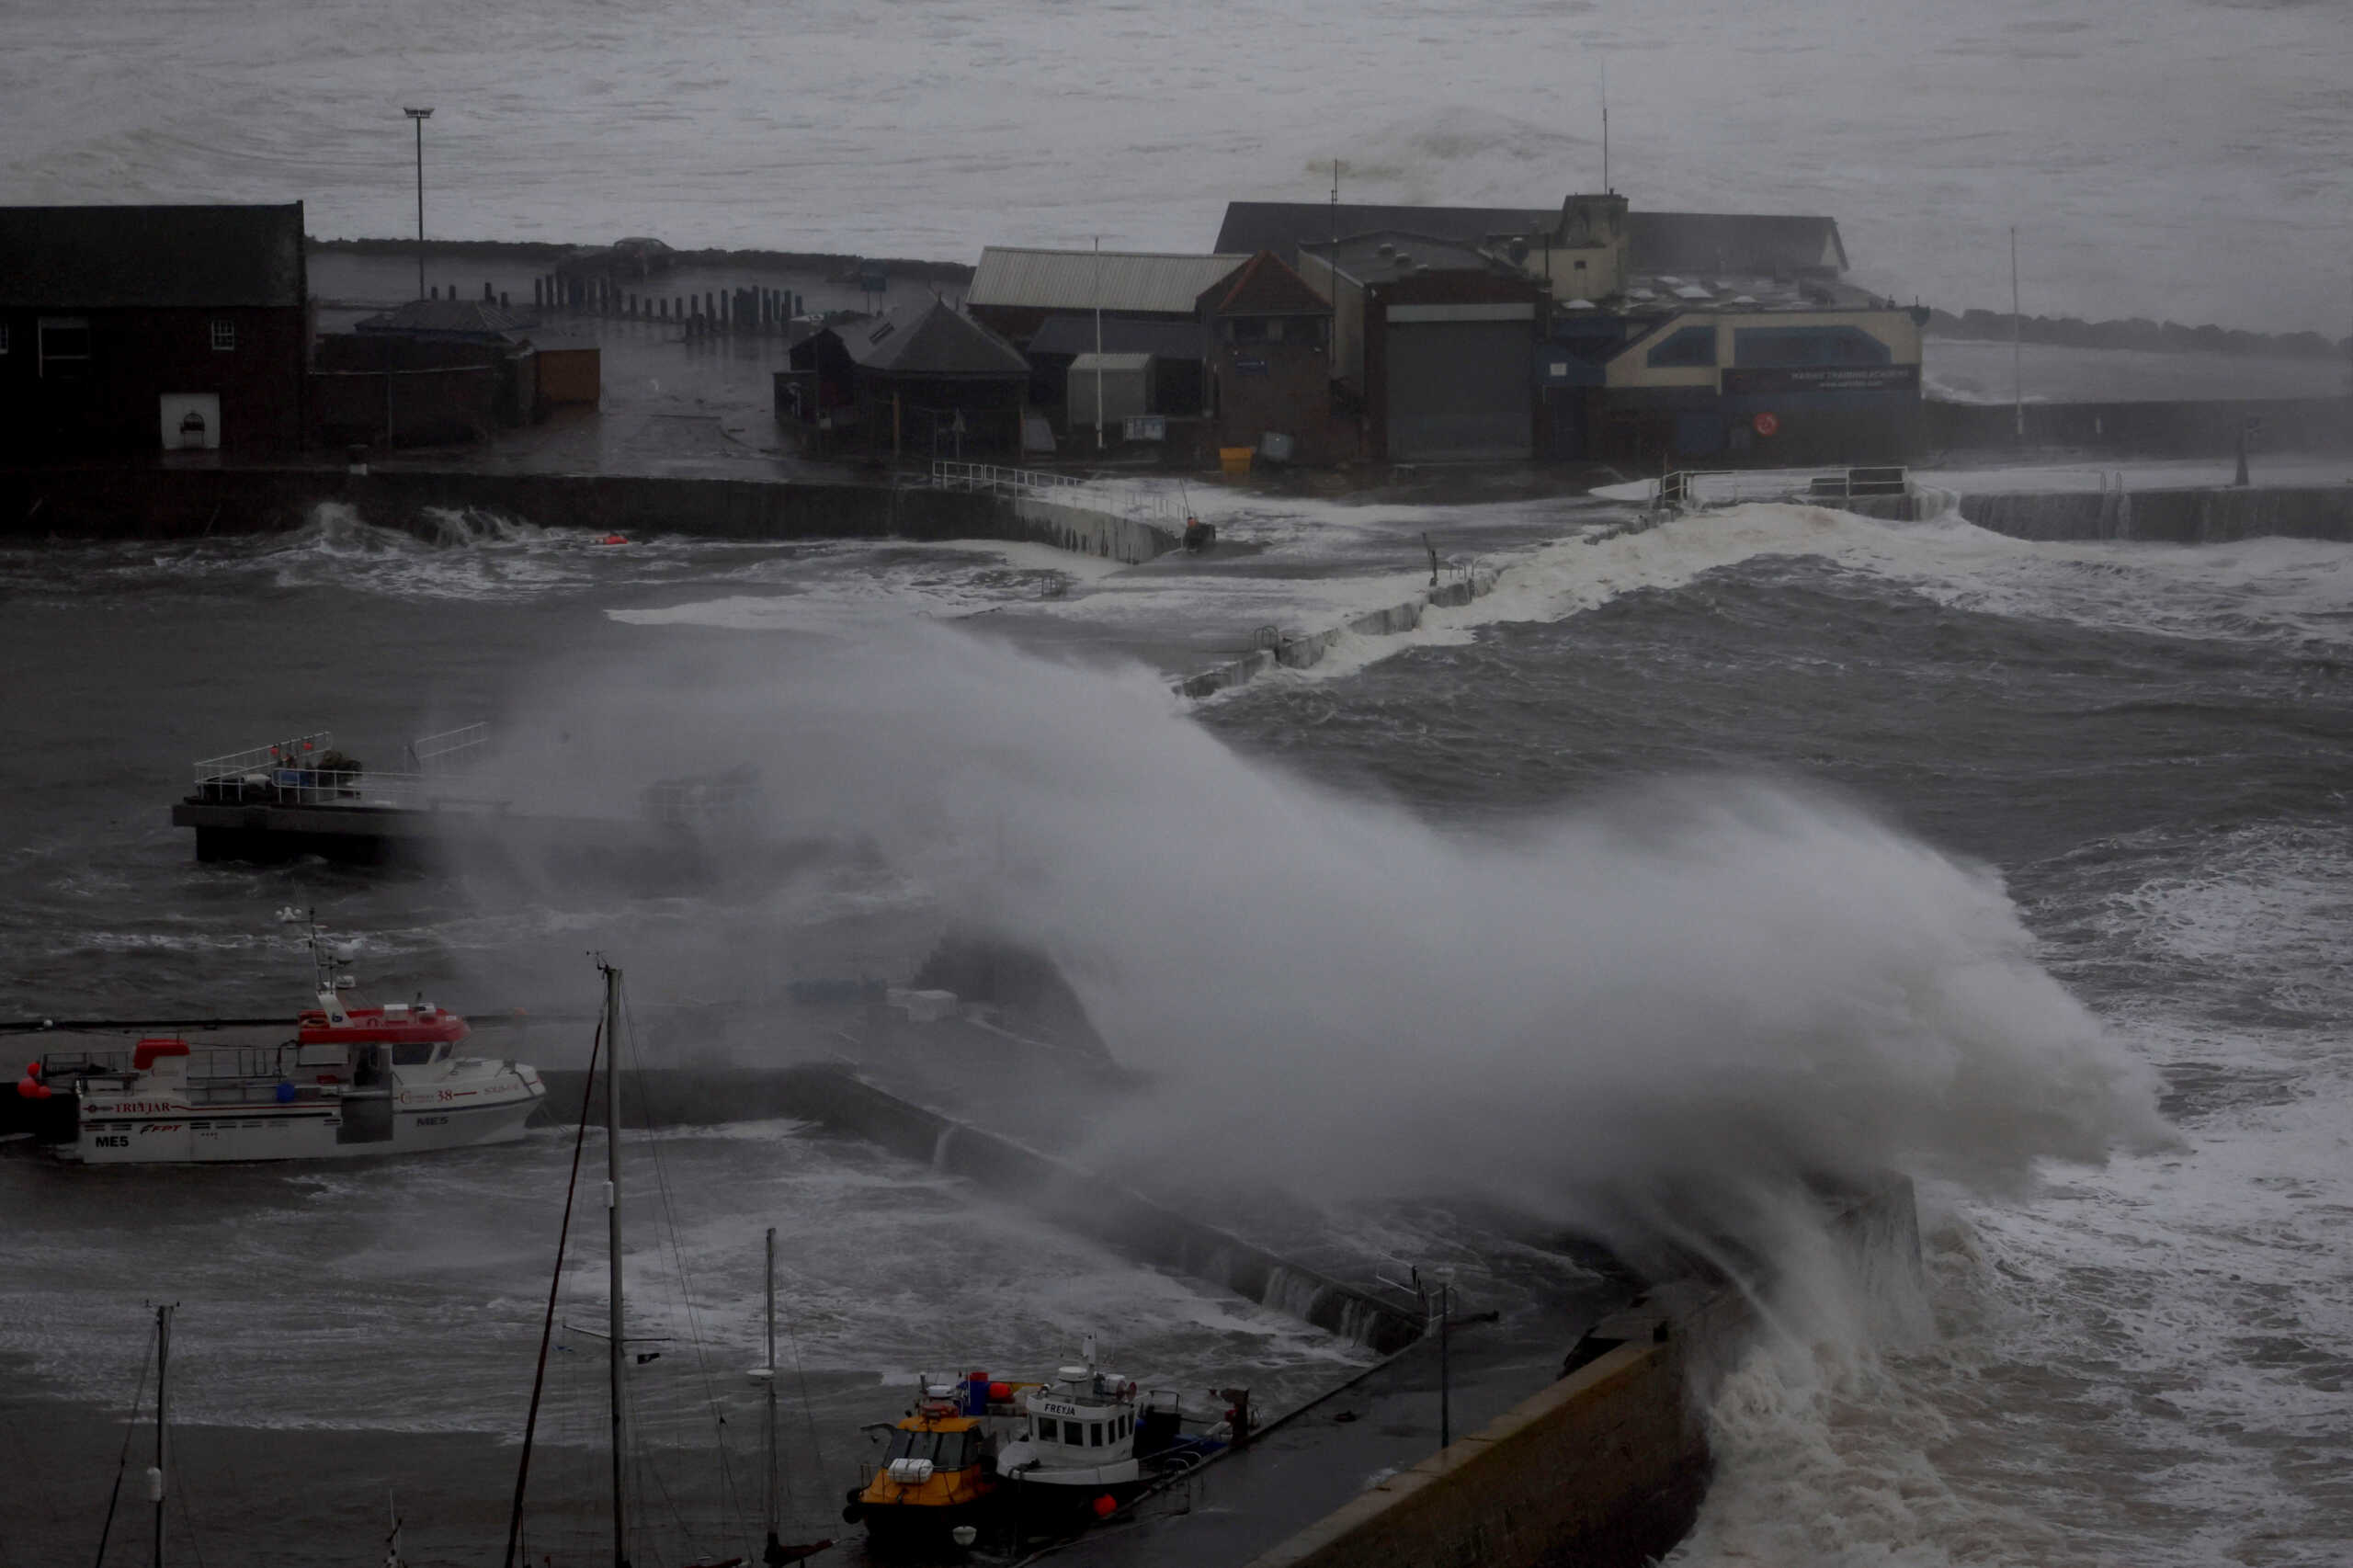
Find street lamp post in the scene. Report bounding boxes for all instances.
[1431,1266,1455,1448]
[404,107,434,301]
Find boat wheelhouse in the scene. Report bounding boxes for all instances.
[994,1342,1230,1514]
[845,1371,1040,1545]
[20,925,541,1164]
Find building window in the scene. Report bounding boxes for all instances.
[1733,325,1891,368]
[0,323,9,355]
[1230,317,1267,344]
[210,320,236,352]
[37,317,91,380]
[1645,324,1717,369]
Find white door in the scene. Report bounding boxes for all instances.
[159,392,222,450]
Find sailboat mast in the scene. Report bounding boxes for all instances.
[603,962,630,1568]
[764,1225,779,1551]
[153,1302,172,1568]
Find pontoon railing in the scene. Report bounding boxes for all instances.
[190,724,502,812]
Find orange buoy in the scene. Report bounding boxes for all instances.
[1091,1494,1118,1519]
[599,532,630,546]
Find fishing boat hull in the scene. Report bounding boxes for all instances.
[59,1068,543,1165]
[852,1493,996,1551]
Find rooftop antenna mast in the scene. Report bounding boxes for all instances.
[1600,57,1610,193]
[1329,158,1343,245]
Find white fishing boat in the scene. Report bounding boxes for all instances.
[20,926,541,1165]
[990,1337,1233,1522]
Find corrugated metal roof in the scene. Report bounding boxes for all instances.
[970,247,1246,315]
[1068,351,1154,373]
[1028,314,1206,359]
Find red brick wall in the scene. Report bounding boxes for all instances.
[1208,338,1357,466]
[0,304,308,457]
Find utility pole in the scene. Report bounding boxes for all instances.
[1329,158,1343,247]
[1600,57,1610,193]
[404,108,434,301]
[2010,225,2024,443]
[1093,236,1105,451]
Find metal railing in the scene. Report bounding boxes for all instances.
[190,723,501,812]
[1653,466,1911,510]
[928,460,1091,497]
[406,722,492,770]
[193,732,335,787]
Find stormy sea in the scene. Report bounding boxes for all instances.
[1,494,2347,1565]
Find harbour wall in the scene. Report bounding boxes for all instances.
[1176,568,1501,700]
[1245,1176,1919,1568]
[1949,483,2353,543]
[1176,512,1677,700]
[1012,494,1183,564]
[536,1063,1427,1355]
[0,463,1125,551]
[1926,395,2353,457]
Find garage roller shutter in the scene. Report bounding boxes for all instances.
[1387,321,1532,460]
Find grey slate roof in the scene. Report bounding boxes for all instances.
[0,202,305,309]
[1215,201,1849,278]
[848,300,1029,378]
[1025,314,1208,360]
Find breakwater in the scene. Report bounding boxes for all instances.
[0,463,1202,569]
[1175,513,1678,700]
[1927,395,2353,457]
[1176,568,1501,700]
[1245,1175,1919,1568]
[0,465,1001,543]
[1951,483,2353,543]
[537,1063,1428,1353]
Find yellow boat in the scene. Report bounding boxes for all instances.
[844,1373,1035,1548]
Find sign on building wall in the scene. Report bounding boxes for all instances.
[1233,357,1270,377]
[1722,365,1921,395]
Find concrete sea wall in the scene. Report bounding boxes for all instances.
[0,465,1008,544]
[1176,512,1678,700]
[1012,493,1181,565]
[1952,483,2353,543]
[1245,1176,1918,1568]
[537,1063,1427,1354]
[1927,395,2353,457]
[1176,568,1502,700]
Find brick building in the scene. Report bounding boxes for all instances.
[0,203,310,458]
[1197,251,1353,465]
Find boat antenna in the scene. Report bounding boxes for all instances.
[602,959,632,1568]
[502,1001,608,1568]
